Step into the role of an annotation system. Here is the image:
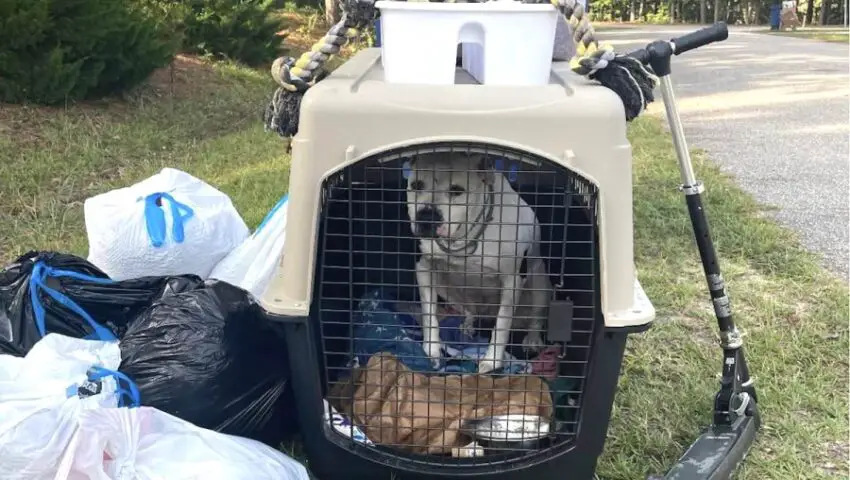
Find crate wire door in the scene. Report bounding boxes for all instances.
[314,143,600,467]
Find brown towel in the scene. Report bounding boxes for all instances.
[331,353,553,455]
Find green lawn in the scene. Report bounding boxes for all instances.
[605,118,849,479]
[764,27,850,44]
[1,26,847,480]
[0,56,290,259]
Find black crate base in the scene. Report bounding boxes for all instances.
[275,316,635,480]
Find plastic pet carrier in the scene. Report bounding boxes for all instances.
[261,48,656,479]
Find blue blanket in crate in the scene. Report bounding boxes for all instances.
[350,288,531,375]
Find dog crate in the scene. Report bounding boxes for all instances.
[261,48,655,480]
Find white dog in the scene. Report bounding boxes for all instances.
[406,152,552,374]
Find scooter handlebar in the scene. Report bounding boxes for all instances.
[626,22,729,68]
[671,22,729,55]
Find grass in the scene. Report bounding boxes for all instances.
[763,27,850,43]
[0,10,374,260]
[604,118,849,479]
[1,11,848,480]
[0,55,290,259]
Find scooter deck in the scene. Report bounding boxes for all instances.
[664,412,760,480]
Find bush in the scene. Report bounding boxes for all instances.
[181,0,284,66]
[644,3,671,23]
[0,0,180,105]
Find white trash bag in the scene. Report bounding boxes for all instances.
[209,194,288,299]
[62,406,311,480]
[85,168,250,281]
[0,334,124,480]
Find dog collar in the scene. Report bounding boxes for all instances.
[434,186,495,256]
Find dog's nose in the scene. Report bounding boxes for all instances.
[415,207,442,224]
[414,207,442,237]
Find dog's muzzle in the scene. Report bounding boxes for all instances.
[414,206,443,238]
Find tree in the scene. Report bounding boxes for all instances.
[579,0,827,24]
[180,0,284,66]
[805,0,815,24]
[820,0,830,23]
[324,0,340,24]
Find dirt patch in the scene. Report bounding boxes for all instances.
[275,11,329,56]
[668,312,717,346]
[143,54,232,99]
[784,301,811,328]
[0,104,56,147]
[818,441,849,477]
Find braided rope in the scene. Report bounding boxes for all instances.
[264,0,376,137]
[271,18,360,92]
[547,0,658,118]
[547,0,614,75]
[271,0,377,91]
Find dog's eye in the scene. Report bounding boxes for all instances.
[410,180,425,191]
[448,185,465,197]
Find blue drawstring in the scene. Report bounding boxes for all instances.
[143,192,195,248]
[493,159,519,182]
[254,194,289,235]
[508,164,518,182]
[28,262,116,341]
[87,366,142,408]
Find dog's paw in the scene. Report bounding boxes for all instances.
[477,358,503,374]
[478,347,503,374]
[423,341,444,368]
[522,331,546,354]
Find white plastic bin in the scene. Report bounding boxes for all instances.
[376,1,559,86]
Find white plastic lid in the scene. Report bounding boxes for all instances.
[375,1,556,12]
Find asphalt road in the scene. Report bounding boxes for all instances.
[602,26,850,279]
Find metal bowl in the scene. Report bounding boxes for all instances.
[461,414,551,452]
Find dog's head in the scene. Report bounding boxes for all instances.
[405,152,495,240]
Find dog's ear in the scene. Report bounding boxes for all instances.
[474,154,494,185]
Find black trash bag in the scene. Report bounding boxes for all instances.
[118,280,296,446]
[0,251,203,356]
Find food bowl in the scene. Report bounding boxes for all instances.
[461,414,552,452]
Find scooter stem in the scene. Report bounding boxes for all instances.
[658,75,700,192]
